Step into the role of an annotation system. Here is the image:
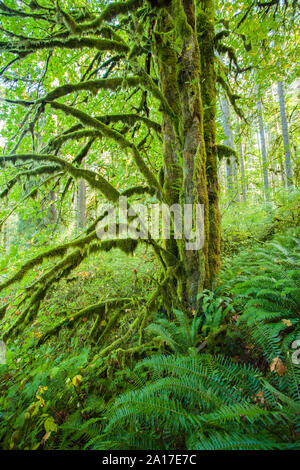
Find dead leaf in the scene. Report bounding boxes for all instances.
[41,432,51,445]
[270,357,287,376]
[282,319,292,327]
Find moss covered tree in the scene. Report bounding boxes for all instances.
[0,0,295,343]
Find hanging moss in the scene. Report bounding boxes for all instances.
[0,164,60,198]
[0,37,129,56]
[49,101,162,192]
[0,229,96,292]
[75,0,143,34]
[171,0,193,42]
[0,152,121,203]
[38,76,142,103]
[216,75,243,118]
[217,143,238,163]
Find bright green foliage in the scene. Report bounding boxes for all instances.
[0,0,299,452]
[95,351,299,450]
[222,228,300,360]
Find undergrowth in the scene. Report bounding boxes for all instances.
[0,195,299,450]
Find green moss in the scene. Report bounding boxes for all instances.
[217,144,237,162]
[197,1,221,288]
[0,37,129,56]
[77,0,143,33]
[0,165,60,199]
[171,0,193,42]
[39,76,142,103]
[216,75,243,118]
[49,101,162,192]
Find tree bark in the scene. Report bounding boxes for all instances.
[277,80,293,187]
[257,97,270,201]
[197,0,221,288]
[220,94,239,203]
[239,140,247,202]
[76,178,87,231]
[155,1,215,309]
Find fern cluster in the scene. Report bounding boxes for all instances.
[223,230,299,363]
[94,353,299,450]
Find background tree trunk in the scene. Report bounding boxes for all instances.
[220,94,239,203]
[256,96,270,201]
[239,139,247,202]
[76,178,86,231]
[277,80,293,187]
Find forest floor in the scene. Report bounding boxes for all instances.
[0,189,299,450]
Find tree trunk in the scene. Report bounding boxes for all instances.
[256,97,270,201]
[277,80,293,187]
[76,178,87,231]
[239,140,247,202]
[220,94,239,203]
[155,1,218,309]
[197,0,221,288]
[49,190,58,225]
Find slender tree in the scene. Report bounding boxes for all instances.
[277,80,293,187]
[220,94,239,203]
[256,95,270,201]
[75,178,87,232]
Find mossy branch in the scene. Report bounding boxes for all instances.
[0,153,121,202]
[75,0,143,34]
[121,185,155,197]
[37,76,142,103]
[96,113,161,133]
[217,144,237,162]
[48,101,162,192]
[216,75,243,118]
[37,297,134,346]
[46,129,101,152]
[2,238,141,340]
[0,164,60,198]
[0,36,129,56]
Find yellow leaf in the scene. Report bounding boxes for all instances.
[72,374,82,387]
[44,418,57,433]
[282,319,292,327]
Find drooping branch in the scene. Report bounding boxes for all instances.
[37,297,136,346]
[0,164,60,198]
[0,36,129,56]
[216,75,243,118]
[48,101,162,192]
[0,153,121,202]
[71,0,144,34]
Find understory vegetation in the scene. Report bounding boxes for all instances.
[0,0,299,452]
[0,194,299,450]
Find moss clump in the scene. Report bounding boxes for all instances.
[217,144,238,163]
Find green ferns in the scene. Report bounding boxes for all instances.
[223,230,300,362]
[95,353,299,450]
